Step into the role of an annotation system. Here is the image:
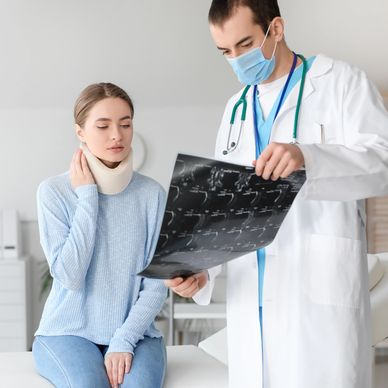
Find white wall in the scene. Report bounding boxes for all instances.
[280,0,388,88]
[1,0,388,220]
[0,0,387,335]
[0,0,237,110]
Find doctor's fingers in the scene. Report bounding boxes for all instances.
[271,153,293,180]
[254,148,274,176]
[261,148,289,180]
[177,281,200,298]
[193,271,208,290]
[280,161,299,179]
[172,276,199,297]
[164,277,184,288]
[255,142,286,176]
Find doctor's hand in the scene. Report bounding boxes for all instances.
[253,142,304,181]
[164,271,208,298]
[104,352,133,388]
[70,149,95,189]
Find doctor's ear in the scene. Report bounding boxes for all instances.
[75,124,86,142]
[270,17,285,43]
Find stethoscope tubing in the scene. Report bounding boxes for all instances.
[224,53,308,155]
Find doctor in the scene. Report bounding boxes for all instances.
[165,1,388,387]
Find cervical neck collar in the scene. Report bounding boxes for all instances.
[80,143,133,195]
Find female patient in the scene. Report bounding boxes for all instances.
[32,83,167,388]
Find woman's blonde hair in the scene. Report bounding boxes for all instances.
[74,83,134,127]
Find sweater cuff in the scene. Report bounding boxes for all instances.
[74,184,98,199]
[106,337,135,355]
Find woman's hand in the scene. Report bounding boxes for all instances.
[70,149,95,189]
[104,352,133,388]
[164,271,208,298]
[253,142,304,180]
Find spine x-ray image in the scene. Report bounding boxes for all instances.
[138,154,306,279]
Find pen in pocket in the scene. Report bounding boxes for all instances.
[320,124,325,144]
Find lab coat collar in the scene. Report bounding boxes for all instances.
[307,53,334,79]
[272,54,334,120]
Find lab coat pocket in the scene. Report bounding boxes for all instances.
[302,234,363,308]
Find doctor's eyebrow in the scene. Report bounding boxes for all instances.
[217,36,253,51]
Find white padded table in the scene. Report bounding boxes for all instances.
[0,352,52,387]
[164,345,228,387]
[0,345,228,388]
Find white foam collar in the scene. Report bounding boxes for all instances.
[80,143,133,195]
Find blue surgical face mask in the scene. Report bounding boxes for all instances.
[226,24,277,85]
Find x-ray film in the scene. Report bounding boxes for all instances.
[138,154,306,279]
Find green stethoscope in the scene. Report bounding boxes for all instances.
[223,53,307,155]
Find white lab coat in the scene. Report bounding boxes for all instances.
[193,54,388,388]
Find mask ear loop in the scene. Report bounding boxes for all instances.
[260,23,272,49]
[260,21,278,59]
[271,40,278,59]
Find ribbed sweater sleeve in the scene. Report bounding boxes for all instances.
[37,181,99,290]
[107,188,167,354]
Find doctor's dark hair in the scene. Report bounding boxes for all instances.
[74,82,134,128]
[208,0,281,33]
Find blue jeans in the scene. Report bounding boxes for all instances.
[32,335,166,388]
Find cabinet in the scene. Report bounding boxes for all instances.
[0,258,31,351]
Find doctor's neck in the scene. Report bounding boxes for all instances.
[262,42,300,85]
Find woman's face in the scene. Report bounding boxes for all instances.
[76,97,133,168]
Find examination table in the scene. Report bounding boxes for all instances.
[0,253,387,387]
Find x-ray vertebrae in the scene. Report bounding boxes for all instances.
[139,154,306,279]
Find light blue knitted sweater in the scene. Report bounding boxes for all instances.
[35,171,167,354]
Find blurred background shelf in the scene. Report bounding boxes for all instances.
[0,257,32,352]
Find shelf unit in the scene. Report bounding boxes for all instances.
[168,291,226,345]
[0,257,31,351]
